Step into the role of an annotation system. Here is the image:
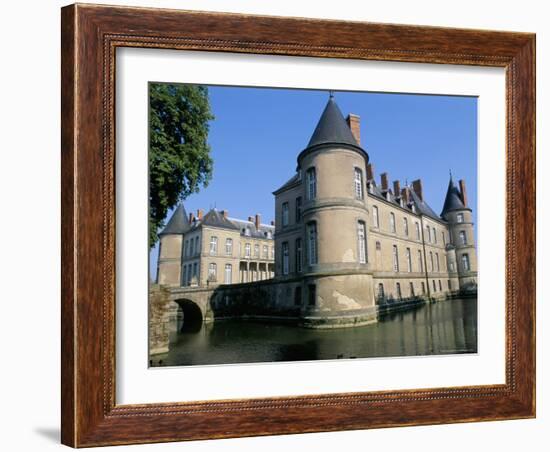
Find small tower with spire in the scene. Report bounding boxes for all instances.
[157,204,190,286]
[440,175,477,291]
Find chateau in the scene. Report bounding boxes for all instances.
[155,95,477,329]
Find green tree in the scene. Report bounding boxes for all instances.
[149,83,214,248]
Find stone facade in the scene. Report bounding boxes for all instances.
[155,95,477,330]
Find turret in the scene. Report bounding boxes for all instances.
[157,204,189,286]
[440,175,477,291]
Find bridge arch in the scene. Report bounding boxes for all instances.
[174,298,204,333]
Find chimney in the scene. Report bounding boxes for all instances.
[412,179,423,201]
[188,212,195,223]
[401,187,410,204]
[459,179,468,207]
[197,209,204,220]
[366,163,375,181]
[248,216,254,223]
[221,209,228,219]
[393,180,401,197]
[381,172,389,191]
[346,114,361,145]
[255,214,261,230]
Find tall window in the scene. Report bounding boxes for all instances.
[295,197,302,223]
[295,238,303,273]
[436,252,440,271]
[306,167,316,200]
[429,251,434,272]
[426,225,431,242]
[390,212,396,233]
[282,242,289,275]
[208,263,217,281]
[294,287,302,306]
[442,231,446,245]
[254,243,260,258]
[354,167,364,199]
[432,280,437,292]
[184,240,188,257]
[418,250,424,272]
[270,246,274,259]
[282,202,289,227]
[406,248,412,272]
[459,231,467,245]
[396,283,402,299]
[438,280,442,291]
[421,282,426,294]
[457,213,464,223]
[225,238,233,256]
[192,262,198,280]
[409,282,415,297]
[461,253,470,271]
[403,218,409,236]
[307,222,318,265]
[263,245,268,259]
[392,245,399,272]
[415,222,420,240]
[224,264,232,284]
[373,205,379,228]
[308,284,316,306]
[209,236,218,255]
[357,221,367,264]
[377,283,385,299]
[245,243,251,258]
[194,237,199,255]
[182,265,187,286]
[433,227,437,244]
[189,238,194,256]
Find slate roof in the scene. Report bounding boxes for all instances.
[186,208,275,239]
[195,209,239,231]
[273,173,300,195]
[229,218,275,240]
[440,176,468,216]
[159,204,190,235]
[306,96,362,151]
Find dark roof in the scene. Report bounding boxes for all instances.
[229,218,275,239]
[440,177,468,216]
[305,96,362,151]
[368,181,444,223]
[273,173,300,195]
[159,204,190,235]
[199,209,240,231]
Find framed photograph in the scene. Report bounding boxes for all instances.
[61,3,535,447]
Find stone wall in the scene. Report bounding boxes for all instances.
[148,284,171,355]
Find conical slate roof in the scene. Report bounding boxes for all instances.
[441,176,466,216]
[159,204,190,235]
[306,96,361,150]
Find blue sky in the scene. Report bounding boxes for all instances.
[150,86,477,279]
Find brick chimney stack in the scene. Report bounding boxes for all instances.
[393,180,401,197]
[255,214,261,230]
[197,209,204,220]
[346,114,361,145]
[381,172,389,191]
[366,163,375,181]
[412,179,424,201]
[221,209,228,219]
[401,187,410,204]
[459,179,468,207]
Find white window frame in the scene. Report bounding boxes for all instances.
[307,222,318,265]
[245,243,251,258]
[307,167,317,200]
[406,248,412,272]
[403,217,409,236]
[225,238,232,256]
[282,202,289,227]
[415,222,420,240]
[390,212,396,233]
[373,205,379,228]
[354,167,364,200]
[357,221,367,264]
[209,236,218,255]
[460,230,467,245]
[295,238,303,273]
[224,264,232,284]
[282,242,289,275]
[254,243,260,258]
[457,213,464,223]
[392,245,399,272]
[462,253,470,271]
[208,262,217,280]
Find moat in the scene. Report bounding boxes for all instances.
[152,297,477,367]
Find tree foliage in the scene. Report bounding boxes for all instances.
[149,83,214,248]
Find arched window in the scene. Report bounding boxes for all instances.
[306,167,317,200]
[406,248,412,272]
[378,283,385,299]
[403,217,409,236]
[433,227,437,243]
[357,221,367,263]
[426,225,431,242]
[429,251,434,272]
[396,282,402,299]
[415,222,420,240]
[436,252,440,271]
[307,222,318,265]
[390,212,396,233]
[354,167,364,199]
[418,250,423,272]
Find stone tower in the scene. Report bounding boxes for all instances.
[156,204,189,286]
[294,95,376,325]
[440,176,478,290]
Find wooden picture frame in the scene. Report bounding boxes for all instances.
[61,3,535,447]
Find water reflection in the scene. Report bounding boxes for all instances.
[154,298,477,367]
